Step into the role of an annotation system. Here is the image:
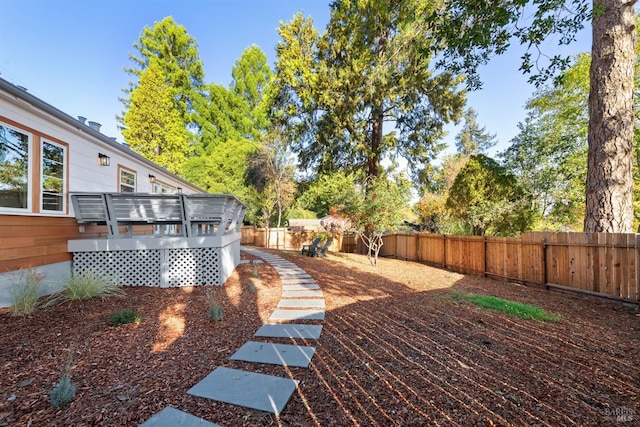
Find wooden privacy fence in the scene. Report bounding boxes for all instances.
[376,231,639,302]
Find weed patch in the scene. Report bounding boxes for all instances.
[450,292,558,321]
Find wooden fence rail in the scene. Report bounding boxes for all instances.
[376,231,639,303]
[241,227,639,303]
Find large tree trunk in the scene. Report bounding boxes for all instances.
[368,107,384,180]
[585,0,635,232]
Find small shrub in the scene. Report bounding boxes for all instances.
[251,263,259,278]
[248,280,257,293]
[209,304,224,322]
[206,289,223,322]
[50,376,76,407]
[50,348,76,407]
[47,270,124,305]
[11,269,45,316]
[109,307,141,326]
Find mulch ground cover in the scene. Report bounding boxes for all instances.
[1,248,638,426]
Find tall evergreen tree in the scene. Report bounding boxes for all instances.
[122,61,188,175]
[272,2,466,186]
[230,45,272,136]
[455,108,497,156]
[121,16,205,127]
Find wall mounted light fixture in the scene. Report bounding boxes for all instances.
[176,187,182,193]
[148,174,156,183]
[98,153,110,166]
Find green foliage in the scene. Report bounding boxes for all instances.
[450,293,558,322]
[122,16,204,125]
[183,138,259,219]
[431,0,591,87]
[446,154,534,236]
[251,263,259,278]
[109,307,141,326]
[248,128,296,229]
[10,269,44,316]
[501,54,590,231]
[123,60,189,175]
[47,271,124,305]
[272,3,465,184]
[231,45,272,134]
[287,208,317,219]
[455,108,497,157]
[341,175,412,265]
[297,171,359,218]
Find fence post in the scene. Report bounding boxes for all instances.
[443,234,447,269]
[542,238,547,288]
[483,236,487,277]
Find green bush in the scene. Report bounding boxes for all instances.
[10,269,45,316]
[47,270,124,305]
[251,263,259,278]
[109,307,141,326]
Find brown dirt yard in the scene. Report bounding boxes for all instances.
[1,248,638,426]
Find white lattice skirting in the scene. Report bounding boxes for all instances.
[67,234,240,288]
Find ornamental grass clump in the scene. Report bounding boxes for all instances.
[206,289,223,322]
[10,269,45,316]
[247,280,257,293]
[47,270,124,306]
[109,306,141,326]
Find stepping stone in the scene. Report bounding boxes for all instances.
[187,367,298,415]
[282,290,324,298]
[269,308,325,321]
[253,260,263,264]
[282,284,320,291]
[281,280,317,286]
[255,323,323,339]
[238,260,250,264]
[139,407,221,427]
[278,299,325,309]
[230,341,316,367]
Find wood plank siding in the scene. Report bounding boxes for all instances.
[0,215,106,272]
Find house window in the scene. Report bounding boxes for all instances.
[41,140,66,212]
[152,181,175,194]
[0,122,31,210]
[119,168,136,192]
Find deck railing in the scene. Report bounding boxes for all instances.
[71,192,246,238]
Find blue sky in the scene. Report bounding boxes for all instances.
[0,1,591,159]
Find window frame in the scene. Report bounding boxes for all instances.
[0,121,33,213]
[40,138,68,213]
[118,165,137,193]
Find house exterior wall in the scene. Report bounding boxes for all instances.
[0,78,207,305]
